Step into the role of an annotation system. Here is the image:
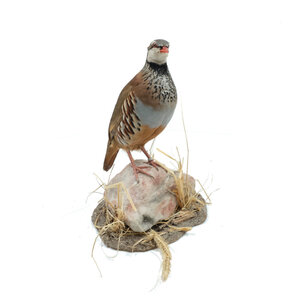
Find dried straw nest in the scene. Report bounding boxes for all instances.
[91,154,210,281]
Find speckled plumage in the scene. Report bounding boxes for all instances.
[103,40,177,172]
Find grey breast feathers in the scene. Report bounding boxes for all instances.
[134,97,176,129]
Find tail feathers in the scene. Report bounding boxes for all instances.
[103,142,119,171]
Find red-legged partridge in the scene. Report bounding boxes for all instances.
[103,39,177,181]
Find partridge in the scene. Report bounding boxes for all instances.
[103,39,177,180]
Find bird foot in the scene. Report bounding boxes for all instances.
[131,163,154,182]
[147,159,160,171]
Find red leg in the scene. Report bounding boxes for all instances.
[126,150,154,182]
[141,146,160,170]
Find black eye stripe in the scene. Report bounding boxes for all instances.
[152,45,168,48]
[148,42,169,50]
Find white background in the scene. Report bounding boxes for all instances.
[1,0,299,299]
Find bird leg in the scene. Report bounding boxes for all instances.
[126,150,154,182]
[141,146,160,170]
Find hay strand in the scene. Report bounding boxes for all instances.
[151,230,172,281]
[105,181,137,211]
[91,234,102,277]
[131,230,171,281]
[168,225,192,232]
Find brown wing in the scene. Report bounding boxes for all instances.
[103,83,132,171]
[107,72,145,142]
[108,83,132,140]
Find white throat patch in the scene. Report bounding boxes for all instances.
[147,47,168,65]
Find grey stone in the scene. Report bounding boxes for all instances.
[104,160,183,232]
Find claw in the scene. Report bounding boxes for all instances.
[147,158,160,171]
[126,150,154,182]
[131,164,154,182]
[141,146,161,170]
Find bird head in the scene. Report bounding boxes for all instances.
[146,39,169,65]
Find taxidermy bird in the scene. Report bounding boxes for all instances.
[103,39,177,181]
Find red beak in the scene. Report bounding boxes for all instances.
[160,46,169,53]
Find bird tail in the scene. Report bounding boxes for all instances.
[103,141,119,171]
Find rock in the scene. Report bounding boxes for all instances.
[91,195,207,252]
[104,159,195,232]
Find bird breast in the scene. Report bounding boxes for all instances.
[136,66,177,128]
[135,97,176,129]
